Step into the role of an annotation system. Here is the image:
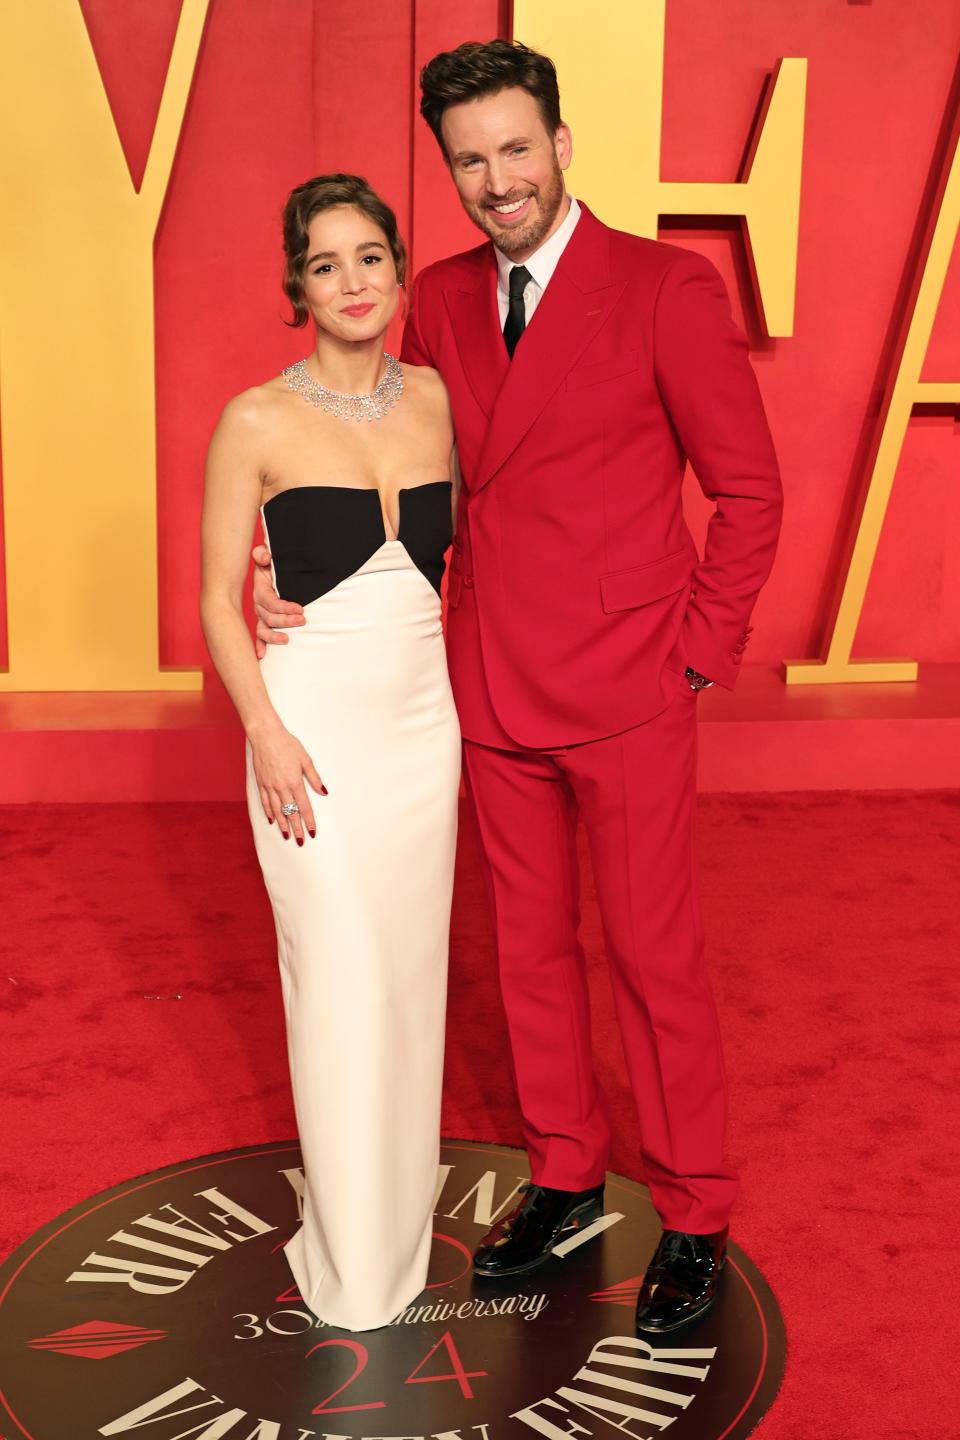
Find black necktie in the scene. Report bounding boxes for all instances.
[503,265,532,358]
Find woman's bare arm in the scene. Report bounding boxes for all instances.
[200,395,323,839]
[200,396,278,734]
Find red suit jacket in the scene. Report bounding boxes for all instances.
[401,203,782,749]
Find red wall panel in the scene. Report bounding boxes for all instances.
[79,0,184,189]
[659,0,960,666]
[153,0,320,666]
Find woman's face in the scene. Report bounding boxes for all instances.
[301,205,399,344]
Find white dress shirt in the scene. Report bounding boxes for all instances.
[495,195,582,331]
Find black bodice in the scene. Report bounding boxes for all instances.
[261,482,452,605]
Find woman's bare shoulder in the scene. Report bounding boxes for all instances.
[400,360,448,396]
[400,362,451,425]
[217,374,291,435]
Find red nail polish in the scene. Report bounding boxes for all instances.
[281,829,289,840]
[267,816,274,824]
[296,836,303,847]
[309,829,316,839]
[320,786,328,796]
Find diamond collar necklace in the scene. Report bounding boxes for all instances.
[281,353,404,422]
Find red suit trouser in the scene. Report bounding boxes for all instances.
[461,679,737,1235]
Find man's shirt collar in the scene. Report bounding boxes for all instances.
[495,194,582,295]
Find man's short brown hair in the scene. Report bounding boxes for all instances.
[419,39,562,157]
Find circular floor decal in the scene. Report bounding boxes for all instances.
[0,1140,784,1440]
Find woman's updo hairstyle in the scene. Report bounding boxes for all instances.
[282,173,407,329]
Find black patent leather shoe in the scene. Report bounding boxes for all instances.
[634,1227,728,1333]
[473,1181,605,1277]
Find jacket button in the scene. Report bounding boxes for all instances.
[463,575,474,588]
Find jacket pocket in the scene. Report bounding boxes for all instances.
[566,349,639,391]
[599,547,693,613]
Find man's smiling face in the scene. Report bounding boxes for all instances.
[441,86,572,261]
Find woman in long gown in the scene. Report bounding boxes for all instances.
[200,173,461,1331]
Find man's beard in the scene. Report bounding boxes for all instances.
[464,157,566,255]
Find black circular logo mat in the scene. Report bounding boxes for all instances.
[0,1140,784,1439]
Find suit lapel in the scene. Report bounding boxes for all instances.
[474,206,624,492]
[444,250,509,421]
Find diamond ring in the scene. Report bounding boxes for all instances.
[280,802,300,817]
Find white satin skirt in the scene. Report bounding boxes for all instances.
[246,542,461,1330]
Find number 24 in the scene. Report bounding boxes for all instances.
[306,1330,487,1415]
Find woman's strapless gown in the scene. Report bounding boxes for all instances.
[246,480,460,1332]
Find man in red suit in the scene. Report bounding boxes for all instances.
[254,40,782,1332]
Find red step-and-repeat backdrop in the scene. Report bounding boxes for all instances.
[1,0,958,685]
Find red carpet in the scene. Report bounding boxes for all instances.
[2,792,958,1438]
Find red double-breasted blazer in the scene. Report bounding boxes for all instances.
[401,203,782,750]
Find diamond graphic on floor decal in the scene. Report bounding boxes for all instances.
[27,1319,168,1360]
